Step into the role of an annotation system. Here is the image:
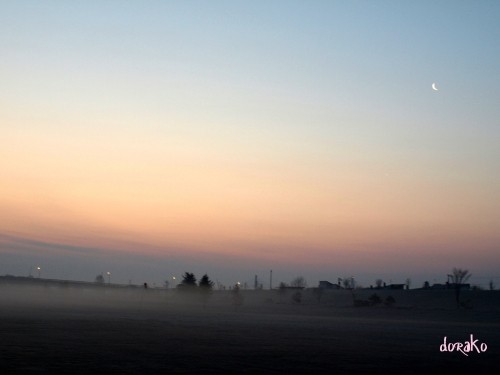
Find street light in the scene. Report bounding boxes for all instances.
[172,276,176,288]
[106,271,111,284]
[37,266,41,278]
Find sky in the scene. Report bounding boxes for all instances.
[1,1,499,289]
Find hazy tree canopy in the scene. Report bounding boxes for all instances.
[199,274,214,290]
[279,282,288,289]
[198,274,214,307]
[179,272,197,288]
[95,274,104,284]
[290,276,307,288]
[368,294,382,305]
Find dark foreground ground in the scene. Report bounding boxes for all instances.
[1,284,499,374]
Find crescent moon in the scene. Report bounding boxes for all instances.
[432,83,438,91]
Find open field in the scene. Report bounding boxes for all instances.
[1,283,499,374]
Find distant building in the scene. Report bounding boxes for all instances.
[431,283,447,290]
[387,284,405,290]
[430,282,471,290]
[448,283,471,290]
[318,281,343,290]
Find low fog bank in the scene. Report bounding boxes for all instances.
[2,278,500,374]
[2,277,500,321]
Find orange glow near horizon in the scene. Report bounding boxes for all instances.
[2,146,499,264]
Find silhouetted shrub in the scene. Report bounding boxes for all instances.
[460,299,473,309]
[368,293,382,305]
[231,283,244,310]
[384,296,395,307]
[354,300,370,307]
[95,274,104,284]
[312,287,324,303]
[291,291,302,304]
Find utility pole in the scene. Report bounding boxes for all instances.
[270,269,273,290]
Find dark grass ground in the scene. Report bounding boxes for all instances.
[1,285,499,374]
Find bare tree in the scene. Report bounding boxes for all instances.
[375,279,383,289]
[342,277,354,289]
[290,276,307,288]
[451,268,471,308]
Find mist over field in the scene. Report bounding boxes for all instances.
[1,279,499,373]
